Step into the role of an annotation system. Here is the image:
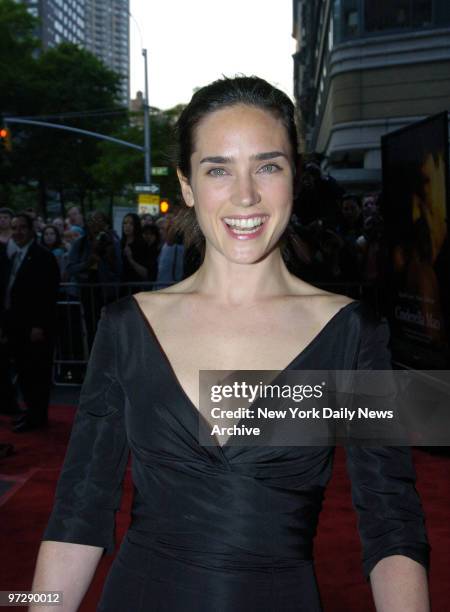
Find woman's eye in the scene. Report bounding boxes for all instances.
[259,164,281,174]
[207,168,227,176]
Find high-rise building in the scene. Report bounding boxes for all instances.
[20,0,130,106]
[85,0,130,105]
[22,0,85,47]
[292,0,450,189]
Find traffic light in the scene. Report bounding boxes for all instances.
[0,127,11,151]
[160,199,170,214]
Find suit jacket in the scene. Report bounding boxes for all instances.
[1,240,60,338]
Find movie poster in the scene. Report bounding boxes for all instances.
[382,112,450,368]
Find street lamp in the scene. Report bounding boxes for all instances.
[129,9,152,185]
[142,48,152,184]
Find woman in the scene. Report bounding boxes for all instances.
[120,213,153,290]
[31,77,430,611]
[141,223,161,282]
[41,223,67,279]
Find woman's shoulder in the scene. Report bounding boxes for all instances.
[103,282,190,325]
[285,277,355,319]
[132,281,194,320]
[285,276,384,337]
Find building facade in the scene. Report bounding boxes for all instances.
[85,0,130,105]
[23,0,85,47]
[21,0,129,106]
[292,0,450,189]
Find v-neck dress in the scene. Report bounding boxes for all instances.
[43,296,429,612]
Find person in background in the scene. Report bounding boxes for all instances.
[0,207,17,258]
[356,212,387,284]
[141,223,161,250]
[141,213,155,227]
[120,213,153,292]
[336,194,364,279]
[361,193,379,220]
[338,195,363,240]
[41,224,68,280]
[0,240,18,416]
[0,212,60,431]
[141,224,161,283]
[64,206,85,248]
[34,215,46,239]
[52,216,66,237]
[66,211,121,348]
[156,214,184,286]
[155,215,169,243]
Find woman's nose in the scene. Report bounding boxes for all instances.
[232,173,261,207]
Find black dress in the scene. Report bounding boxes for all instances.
[43,297,429,612]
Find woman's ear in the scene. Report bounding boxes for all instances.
[177,169,195,208]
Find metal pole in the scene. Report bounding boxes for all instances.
[4,117,144,151]
[142,49,151,183]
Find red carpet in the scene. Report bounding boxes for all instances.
[1,405,449,611]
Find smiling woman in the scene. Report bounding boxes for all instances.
[173,76,301,267]
[31,76,430,612]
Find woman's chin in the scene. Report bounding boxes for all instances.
[220,246,271,266]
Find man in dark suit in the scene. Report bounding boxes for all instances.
[0,212,60,432]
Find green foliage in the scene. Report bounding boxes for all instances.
[0,0,39,115]
[90,105,186,203]
[24,43,124,199]
[91,124,144,194]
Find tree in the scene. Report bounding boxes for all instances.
[30,44,123,211]
[0,0,39,201]
[0,0,39,115]
[90,104,186,208]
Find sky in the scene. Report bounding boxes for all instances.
[129,0,296,111]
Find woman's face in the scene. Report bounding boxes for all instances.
[53,218,65,234]
[122,216,135,237]
[43,227,57,246]
[178,104,294,264]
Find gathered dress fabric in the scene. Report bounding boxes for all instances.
[43,297,430,612]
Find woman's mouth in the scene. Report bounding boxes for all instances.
[222,215,269,240]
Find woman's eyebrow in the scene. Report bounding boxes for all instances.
[252,151,289,161]
[199,151,288,164]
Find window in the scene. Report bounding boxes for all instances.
[412,0,432,26]
[434,0,450,24]
[365,0,432,33]
[340,0,360,39]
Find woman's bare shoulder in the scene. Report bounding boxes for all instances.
[133,277,196,319]
[287,276,355,310]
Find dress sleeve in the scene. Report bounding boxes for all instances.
[42,305,129,555]
[345,309,430,580]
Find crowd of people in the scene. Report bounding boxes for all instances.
[290,164,386,286]
[0,183,385,435]
[0,206,186,434]
[0,205,185,288]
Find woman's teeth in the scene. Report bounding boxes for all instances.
[223,216,267,233]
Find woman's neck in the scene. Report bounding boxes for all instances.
[188,247,297,306]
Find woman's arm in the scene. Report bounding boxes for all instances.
[32,306,129,610]
[347,307,430,608]
[29,541,103,612]
[370,555,430,612]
